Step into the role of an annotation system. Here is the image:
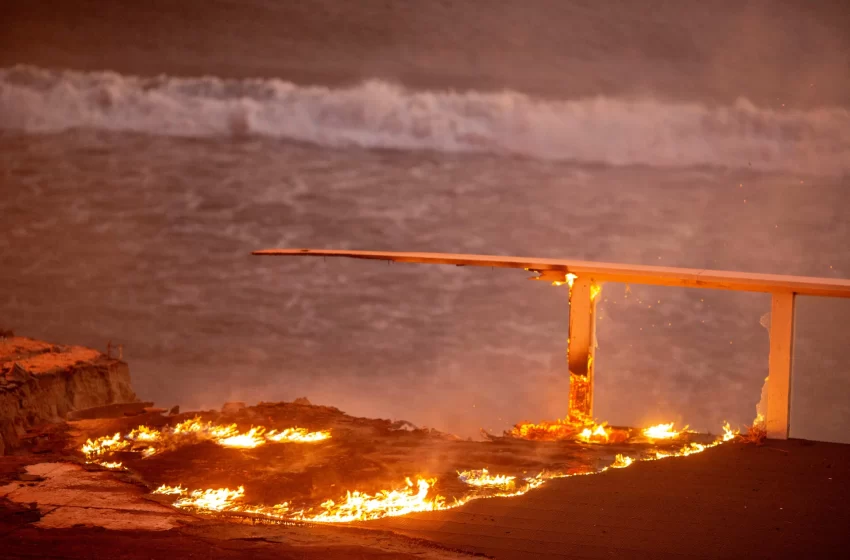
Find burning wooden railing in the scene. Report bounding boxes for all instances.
[252,249,850,440]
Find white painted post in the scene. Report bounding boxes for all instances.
[567,277,599,421]
[767,292,796,439]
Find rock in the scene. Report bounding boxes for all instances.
[293,397,312,406]
[10,363,33,383]
[221,401,247,414]
[67,402,151,421]
[18,473,44,482]
[143,407,166,415]
[1,340,138,455]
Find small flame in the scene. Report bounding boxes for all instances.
[611,454,633,468]
[654,442,707,459]
[127,426,161,442]
[153,484,187,495]
[577,423,611,443]
[266,427,331,443]
[99,461,124,469]
[216,427,266,449]
[458,469,516,491]
[80,418,332,468]
[297,477,445,523]
[642,423,684,440]
[174,486,246,512]
[721,422,738,442]
[590,283,602,301]
[82,433,129,457]
[553,272,579,287]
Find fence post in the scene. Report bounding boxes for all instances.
[568,277,599,421]
[767,292,796,439]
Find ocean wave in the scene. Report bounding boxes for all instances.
[1,65,848,174]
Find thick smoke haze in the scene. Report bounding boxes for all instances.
[1,0,848,441]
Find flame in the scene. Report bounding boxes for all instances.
[553,272,579,287]
[127,426,161,442]
[216,427,266,448]
[654,442,708,459]
[82,433,130,457]
[642,423,684,440]
[590,283,602,301]
[85,415,741,525]
[298,478,444,523]
[174,486,246,512]
[153,484,186,495]
[267,427,331,443]
[80,418,332,471]
[611,454,633,468]
[509,416,613,443]
[458,469,516,491]
[577,423,611,443]
[152,419,738,524]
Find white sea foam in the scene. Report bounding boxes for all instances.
[2,65,848,175]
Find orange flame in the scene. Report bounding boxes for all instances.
[642,423,685,440]
[266,427,331,443]
[81,418,331,467]
[611,454,633,468]
[458,469,516,491]
[89,417,740,524]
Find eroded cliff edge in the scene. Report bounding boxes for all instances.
[0,336,137,455]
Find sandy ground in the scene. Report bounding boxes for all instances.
[370,439,850,559]
[2,438,848,559]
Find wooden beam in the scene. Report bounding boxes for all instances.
[567,278,599,421]
[767,292,796,439]
[253,249,850,298]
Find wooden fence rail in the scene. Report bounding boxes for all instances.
[253,249,850,439]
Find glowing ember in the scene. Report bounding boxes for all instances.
[642,423,684,440]
[458,469,516,491]
[99,461,124,469]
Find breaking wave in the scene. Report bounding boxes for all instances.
[2,65,848,175]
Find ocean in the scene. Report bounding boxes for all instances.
[2,0,849,441]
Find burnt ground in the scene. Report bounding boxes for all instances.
[57,401,714,510]
[2,401,848,558]
[370,439,850,559]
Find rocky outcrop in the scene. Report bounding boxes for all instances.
[0,337,137,455]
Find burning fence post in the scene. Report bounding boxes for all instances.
[567,277,600,422]
[766,292,796,439]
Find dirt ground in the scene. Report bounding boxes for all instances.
[2,401,847,559]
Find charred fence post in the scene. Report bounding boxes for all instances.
[567,277,600,422]
[767,292,796,439]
